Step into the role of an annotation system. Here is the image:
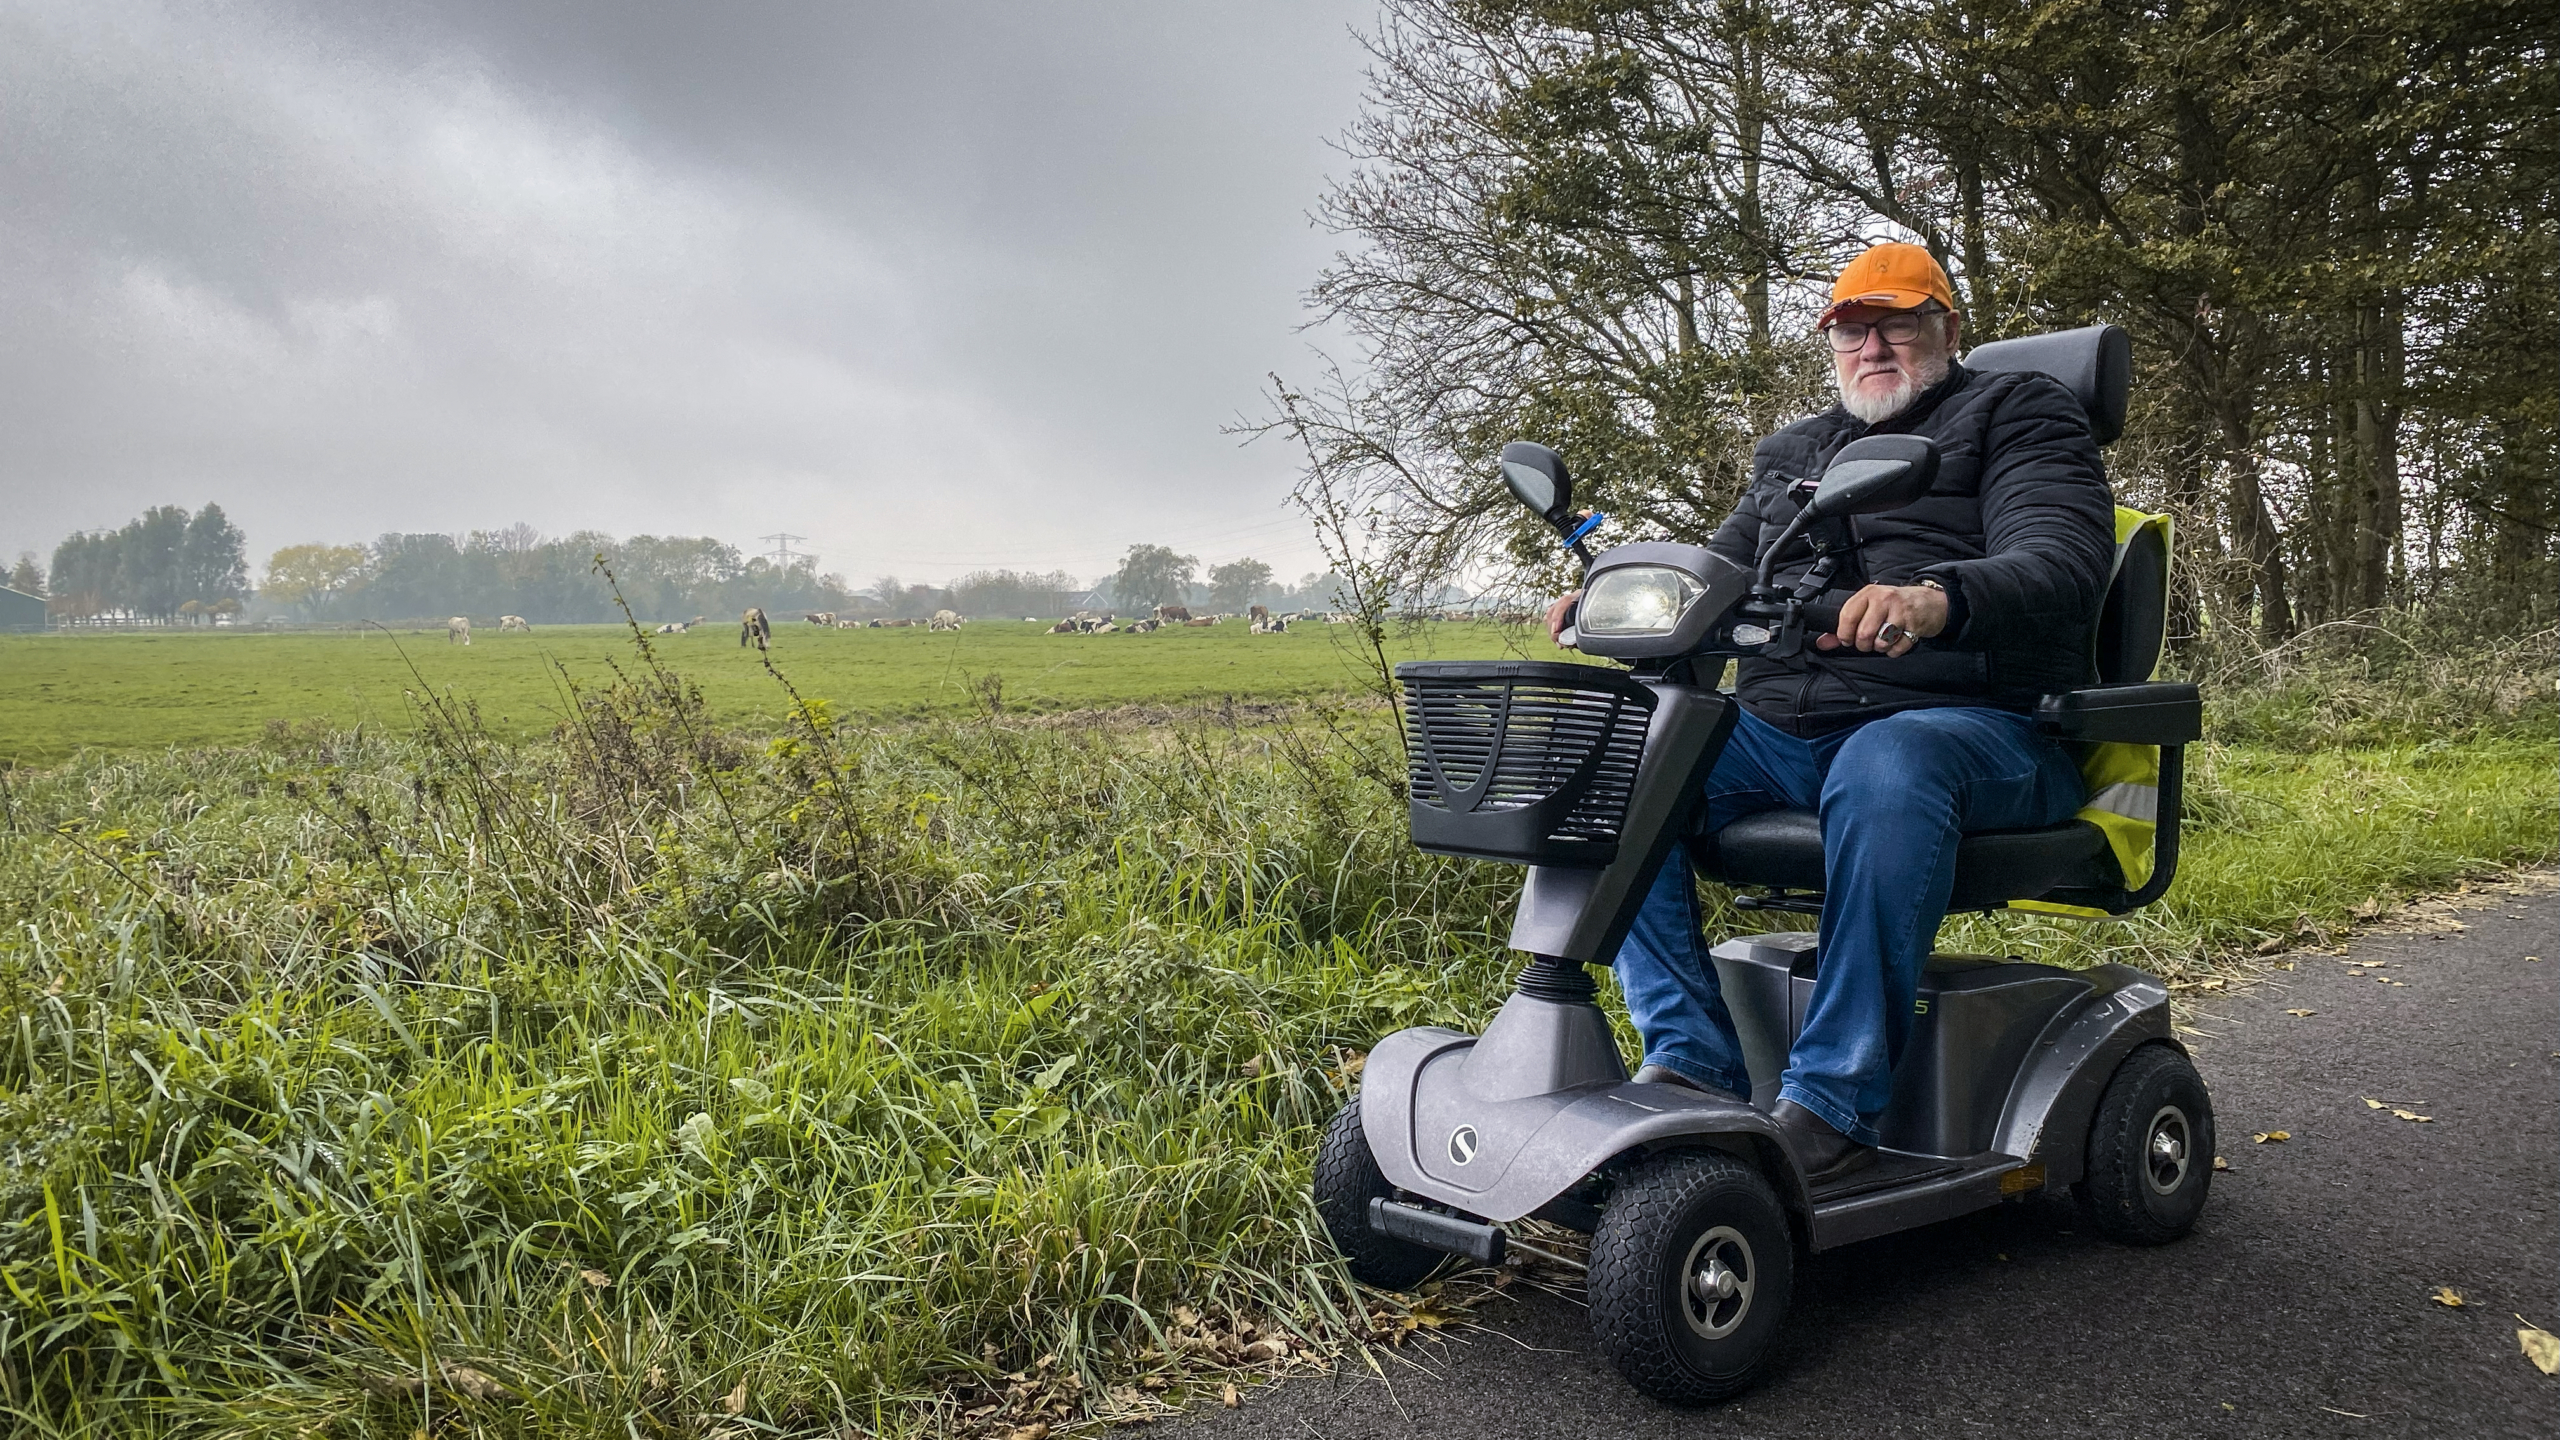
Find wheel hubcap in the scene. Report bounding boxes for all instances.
[2144,1104,2192,1196]
[1681,1226,1756,1339]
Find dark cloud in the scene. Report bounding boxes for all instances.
[0,1,1375,584]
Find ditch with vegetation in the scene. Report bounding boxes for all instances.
[0,619,2551,1438]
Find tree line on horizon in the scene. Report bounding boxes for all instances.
[11,518,1353,626]
[1272,0,2552,650]
[26,505,250,623]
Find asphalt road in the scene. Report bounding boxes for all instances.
[1174,881,2558,1439]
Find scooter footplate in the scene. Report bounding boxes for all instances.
[1809,1151,2029,1249]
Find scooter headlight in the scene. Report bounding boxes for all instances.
[1578,564,1705,637]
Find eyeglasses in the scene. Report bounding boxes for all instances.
[1823,312,1936,352]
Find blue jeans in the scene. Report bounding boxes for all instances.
[1616,706,2085,1146]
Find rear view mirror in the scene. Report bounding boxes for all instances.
[1809,435,1939,518]
[1500,442,1573,525]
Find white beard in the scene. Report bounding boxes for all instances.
[1839,349,1953,424]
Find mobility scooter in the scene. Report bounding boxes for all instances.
[1312,326,2213,1402]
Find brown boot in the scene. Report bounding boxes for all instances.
[1772,1099,1877,1185]
[1631,1063,1746,1105]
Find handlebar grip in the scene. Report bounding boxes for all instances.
[1800,598,1843,636]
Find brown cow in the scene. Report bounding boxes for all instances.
[1154,605,1192,624]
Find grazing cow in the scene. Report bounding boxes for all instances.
[741,607,772,651]
[929,609,962,632]
[806,611,836,626]
[499,614,531,632]
[1154,604,1192,624]
[447,616,472,645]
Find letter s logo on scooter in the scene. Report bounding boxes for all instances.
[1448,1125,1479,1165]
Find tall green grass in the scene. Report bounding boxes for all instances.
[0,631,2549,1437]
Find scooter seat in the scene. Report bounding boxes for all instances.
[1698,807,2114,910]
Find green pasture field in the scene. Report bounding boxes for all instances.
[0,620,1552,767]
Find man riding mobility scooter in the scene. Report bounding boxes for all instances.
[1311,323,2213,1403]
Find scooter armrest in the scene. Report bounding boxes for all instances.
[2034,682,2202,744]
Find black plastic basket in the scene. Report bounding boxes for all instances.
[1397,660,1657,867]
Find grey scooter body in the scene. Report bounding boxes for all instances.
[1358,676,2174,1249]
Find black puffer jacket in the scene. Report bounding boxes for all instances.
[1706,361,2115,736]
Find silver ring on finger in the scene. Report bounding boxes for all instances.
[1879,622,1908,645]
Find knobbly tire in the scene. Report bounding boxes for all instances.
[1311,1100,1445,1291]
[2077,1042,2215,1245]
[1586,1149,1794,1404]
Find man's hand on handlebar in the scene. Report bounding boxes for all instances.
[1546,590,1581,648]
[1819,583,1948,658]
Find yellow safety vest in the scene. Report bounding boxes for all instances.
[2011,507,2173,919]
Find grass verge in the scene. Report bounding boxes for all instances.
[0,633,2549,1436]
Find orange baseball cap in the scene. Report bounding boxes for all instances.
[1818,242,1958,328]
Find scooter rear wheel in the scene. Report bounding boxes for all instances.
[2077,1042,2215,1245]
[1587,1148,1793,1404]
[1311,1099,1445,1291]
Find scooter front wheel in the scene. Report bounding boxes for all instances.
[1586,1148,1794,1404]
[1311,1099,1446,1291]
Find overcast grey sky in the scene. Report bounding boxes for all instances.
[0,1,1377,587]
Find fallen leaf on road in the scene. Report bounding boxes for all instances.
[2519,1320,2560,1376]
[2251,1131,2290,1144]
[1222,1382,1241,1409]
[2432,1287,2465,1307]
[2253,936,2286,955]
[2212,1155,2232,1171]
[2285,1008,2315,1017]
[2391,1109,2432,1122]
[2363,1097,2385,1109]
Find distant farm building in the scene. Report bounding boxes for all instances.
[0,587,44,633]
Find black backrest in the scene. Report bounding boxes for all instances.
[1964,324,2132,446]
[2095,520,2169,683]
